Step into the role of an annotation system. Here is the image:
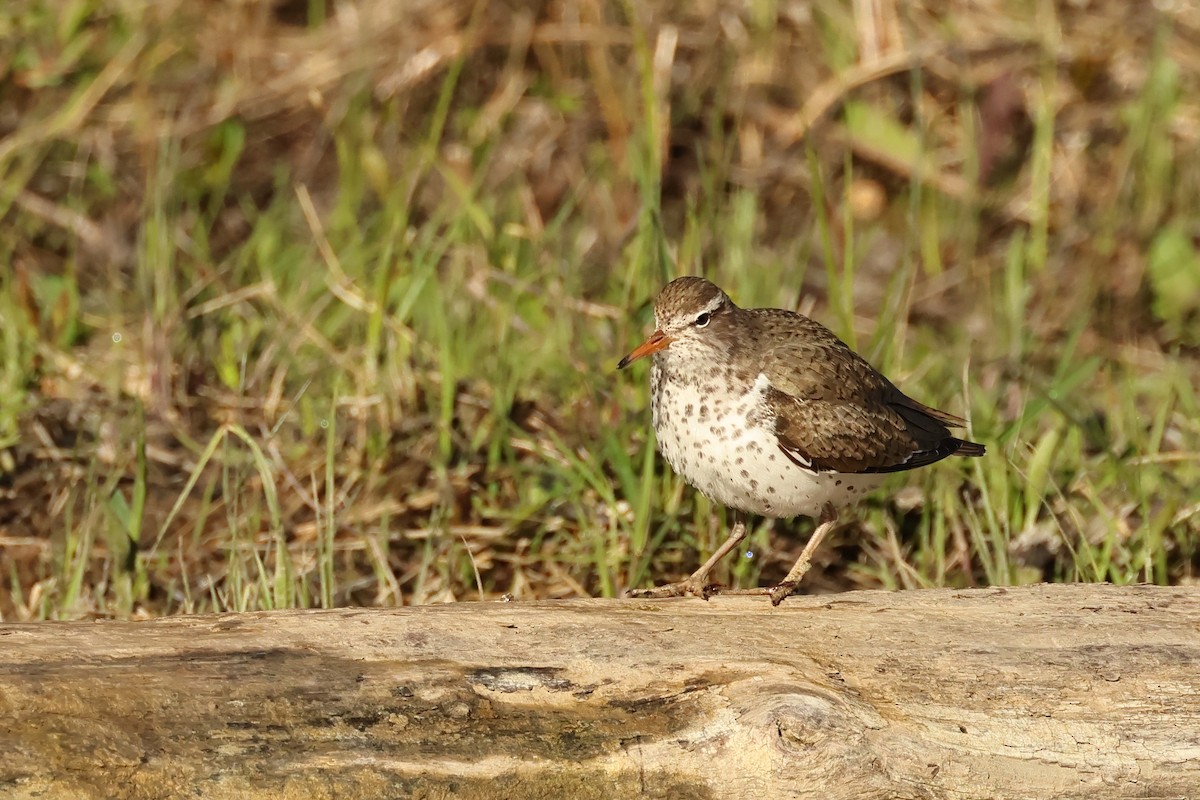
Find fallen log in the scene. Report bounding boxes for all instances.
[1,583,1197,799]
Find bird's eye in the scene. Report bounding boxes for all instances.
[694,312,711,327]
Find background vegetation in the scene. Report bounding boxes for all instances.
[1,0,1197,619]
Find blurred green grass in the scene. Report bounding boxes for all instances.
[0,0,1197,619]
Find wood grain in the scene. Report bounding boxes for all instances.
[2,584,1198,799]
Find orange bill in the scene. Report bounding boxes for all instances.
[617,330,672,369]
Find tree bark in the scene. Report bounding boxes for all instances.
[1,584,1197,800]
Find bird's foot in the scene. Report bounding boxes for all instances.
[625,577,721,601]
[714,581,799,606]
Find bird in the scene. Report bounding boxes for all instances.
[617,276,985,605]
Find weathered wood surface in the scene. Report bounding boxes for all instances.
[1,584,1198,800]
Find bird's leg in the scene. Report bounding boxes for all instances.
[721,503,839,606]
[768,503,838,605]
[626,515,747,600]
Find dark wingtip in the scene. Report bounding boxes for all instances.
[859,436,985,474]
[956,440,986,458]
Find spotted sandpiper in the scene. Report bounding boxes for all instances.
[617,276,984,605]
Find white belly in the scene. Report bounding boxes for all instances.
[650,368,883,518]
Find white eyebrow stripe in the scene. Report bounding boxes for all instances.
[701,294,725,315]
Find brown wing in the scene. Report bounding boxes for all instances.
[755,312,893,404]
[754,310,985,474]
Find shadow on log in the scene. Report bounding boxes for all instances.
[2,584,1198,799]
